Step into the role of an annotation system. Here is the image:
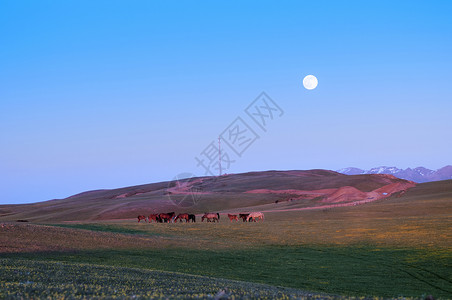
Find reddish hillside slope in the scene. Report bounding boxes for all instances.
[0,170,416,222]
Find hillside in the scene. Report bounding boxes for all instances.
[0,169,417,222]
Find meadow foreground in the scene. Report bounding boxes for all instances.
[1,177,451,299]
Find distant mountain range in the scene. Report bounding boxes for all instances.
[337,166,452,183]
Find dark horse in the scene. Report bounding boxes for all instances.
[188,214,196,222]
[239,213,249,222]
[175,213,196,222]
[137,215,147,223]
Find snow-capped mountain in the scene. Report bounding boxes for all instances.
[336,166,452,183]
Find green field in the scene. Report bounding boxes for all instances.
[1,258,335,299]
[2,245,451,299]
[1,178,451,299]
[1,211,451,298]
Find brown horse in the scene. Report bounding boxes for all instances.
[175,213,190,222]
[201,213,220,222]
[159,212,175,223]
[239,213,249,222]
[148,214,160,223]
[247,212,264,222]
[227,214,238,222]
[137,215,147,223]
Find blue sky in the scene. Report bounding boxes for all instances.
[1,1,451,204]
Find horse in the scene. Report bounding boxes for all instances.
[168,212,176,222]
[158,213,171,223]
[202,213,220,222]
[137,215,147,223]
[175,213,190,222]
[148,214,160,223]
[227,214,238,222]
[239,213,249,222]
[188,214,196,222]
[247,212,264,222]
[159,212,175,223]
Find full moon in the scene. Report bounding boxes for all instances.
[303,75,318,90]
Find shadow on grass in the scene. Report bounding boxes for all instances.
[1,246,451,298]
[46,223,169,237]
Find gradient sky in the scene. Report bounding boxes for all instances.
[1,1,451,204]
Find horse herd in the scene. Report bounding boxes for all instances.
[137,212,264,223]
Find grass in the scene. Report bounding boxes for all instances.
[2,246,451,298]
[1,179,451,298]
[86,208,451,249]
[48,223,167,236]
[1,258,330,299]
[1,204,451,298]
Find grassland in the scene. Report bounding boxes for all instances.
[1,177,451,299]
[1,258,332,299]
[2,245,450,298]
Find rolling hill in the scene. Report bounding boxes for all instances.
[0,169,417,222]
